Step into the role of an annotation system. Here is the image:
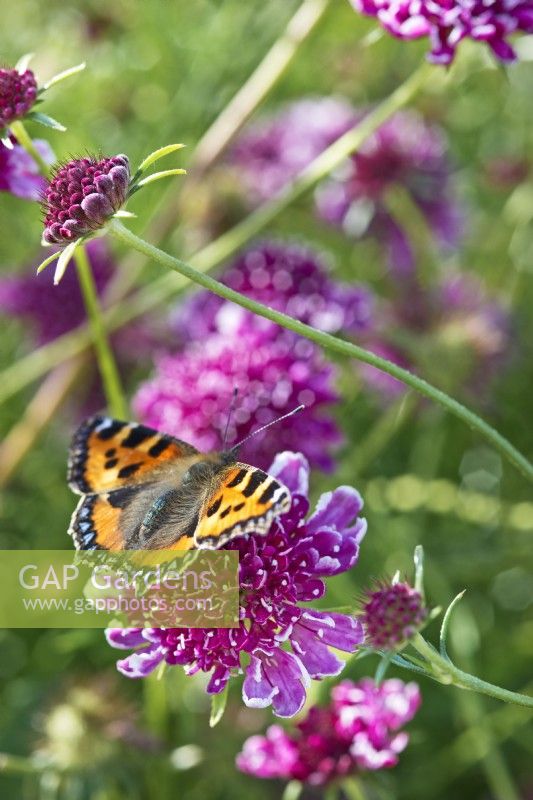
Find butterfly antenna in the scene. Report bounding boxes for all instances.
[222,387,239,449]
[230,404,305,453]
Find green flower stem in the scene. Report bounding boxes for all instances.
[410,633,533,709]
[11,119,127,419]
[109,219,533,485]
[10,119,51,177]
[0,61,433,407]
[74,248,128,419]
[0,752,44,774]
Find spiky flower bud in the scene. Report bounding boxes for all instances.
[42,155,130,246]
[361,581,427,650]
[0,68,38,131]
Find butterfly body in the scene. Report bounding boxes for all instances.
[67,416,291,551]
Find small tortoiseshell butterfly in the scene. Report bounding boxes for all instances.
[67,415,293,551]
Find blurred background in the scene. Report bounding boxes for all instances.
[1,0,533,798]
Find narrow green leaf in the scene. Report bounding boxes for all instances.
[439,590,466,659]
[16,53,34,74]
[113,209,137,219]
[26,112,66,132]
[137,143,185,174]
[135,168,186,189]
[36,250,60,275]
[413,544,425,597]
[54,240,82,285]
[42,62,86,91]
[282,781,303,800]
[209,684,229,728]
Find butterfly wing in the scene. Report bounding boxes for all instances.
[68,416,199,494]
[194,463,291,549]
[68,416,201,551]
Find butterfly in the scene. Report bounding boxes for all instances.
[67,415,292,551]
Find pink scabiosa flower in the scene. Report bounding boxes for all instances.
[236,677,421,784]
[171,240,374,341]
[0,67,38,132]
[0,138,54,200]
[134,310,341,471]
[361,580,427,650]
[106,452,366,718]
[231,97,356,203]
[349,0,533,64]
[316,110,461,275]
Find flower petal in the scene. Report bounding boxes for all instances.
[116,645,165,678]
[268,451,309,497]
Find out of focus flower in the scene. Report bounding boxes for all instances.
[233,102,460,274]
[0,67,38,131]
[172,240,373,341]
[349,0,533,64]
[231,97,356,203]
[42,155,131,246]
[360,272,512,401]
[35,677,162,772]
[107,452,366,718]
[236,677,421,784]
[135,310,341,470]
[361,580,427,650]
[0,139,54,200]
[316,110,461,274]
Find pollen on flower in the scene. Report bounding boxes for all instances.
[361,581,427,650]
[42,155,130,246]
[0,68,38,130]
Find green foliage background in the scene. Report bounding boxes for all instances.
[0,1,532,798]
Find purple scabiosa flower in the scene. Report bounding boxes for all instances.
[171,240,373,342]
[349,0,533,64]
[106,452,366,718]
[42,155,130,246]
[236,677,421,784]
[135,309,342,471]
[0,240,115,344]
[0,139,54,201]
[316,110,461,274]
[0,68,38,131]
[360,581,427,650]
[231,97,357,203]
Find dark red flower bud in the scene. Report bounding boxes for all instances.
[361,581,427,650]
[0,68,38,130]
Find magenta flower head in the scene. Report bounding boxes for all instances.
[135,311,342,471]
[349,0,533,64]
[361,580,427,650]
[38,144,185,283]
[0,67,37,132]
[106,452,366,718]
[0,138,54,201]
[236,677,421,784]
[171,240,374,341]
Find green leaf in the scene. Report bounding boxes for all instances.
[282,781,303,800]
[209,684,229,728]
[137,143,185,174]
[26,112,66,132]
[413,544,425,597]
[54,239,82,285]
[134,168,186,189]
[439,590,466,659]
[16,53,34,74]
[113,209,137,219]
[36,250,60,275]
[42,62,86,91]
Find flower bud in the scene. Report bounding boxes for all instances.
[42,155,130,245]
[0,68,38,131]
[361,580,427,650]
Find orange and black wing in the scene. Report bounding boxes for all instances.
[68,416,199,495]
[194,463,291,549]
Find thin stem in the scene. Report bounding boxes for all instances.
[10,120,51,177]
[0,752,44,774]
[11,119,127,420]
[74,249,128,418]
[411,634,533,709]
[0,61,433,408]
[109,219,533,486]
